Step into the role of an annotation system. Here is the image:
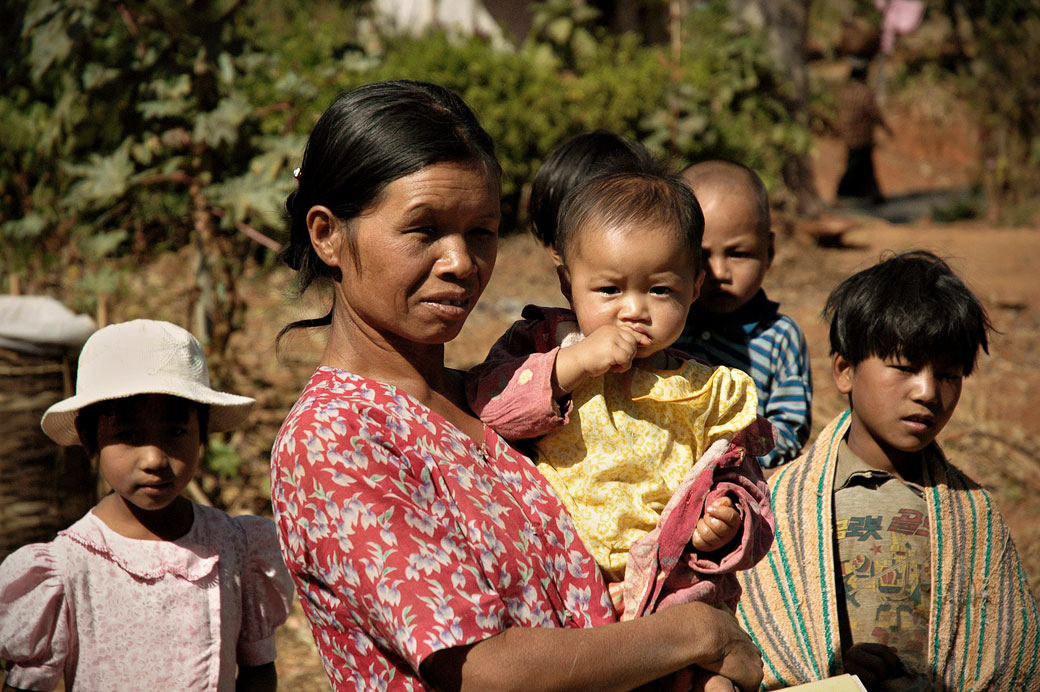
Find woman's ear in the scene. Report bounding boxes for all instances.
[832,353,855,395]
[307,205,342,269]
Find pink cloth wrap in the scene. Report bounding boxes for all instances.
[622,416,775,620]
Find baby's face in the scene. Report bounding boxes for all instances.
[697,192,772,315]
[565,223,702,360]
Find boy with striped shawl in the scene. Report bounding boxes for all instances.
[737,250,1040,691]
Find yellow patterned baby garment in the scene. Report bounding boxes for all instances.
[536,360,758,581]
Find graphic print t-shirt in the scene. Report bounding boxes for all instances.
[833,441,932,690]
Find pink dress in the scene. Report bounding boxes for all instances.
[0,503,293,691]
[270,367,616,692]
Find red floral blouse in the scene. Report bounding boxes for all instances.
[271,367,615,691]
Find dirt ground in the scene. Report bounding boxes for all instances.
[265,97,1040,687]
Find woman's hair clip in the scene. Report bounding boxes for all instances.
[293,167,301,181]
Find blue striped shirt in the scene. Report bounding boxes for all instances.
[673,290,812,468]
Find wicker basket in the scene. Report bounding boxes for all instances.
[0,346,95,562]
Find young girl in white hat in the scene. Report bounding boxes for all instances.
[0,320,293,692]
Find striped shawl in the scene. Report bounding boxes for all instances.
[736,410,1040,691]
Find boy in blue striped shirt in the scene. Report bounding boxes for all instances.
[673,160,812,468]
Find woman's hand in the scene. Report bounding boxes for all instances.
[682,603,763,692]
[421,599,762,692]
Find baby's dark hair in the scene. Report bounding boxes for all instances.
[75,395,209,456]
[556,172,705,272]
[824,250,992,375]
[529,130,664,248]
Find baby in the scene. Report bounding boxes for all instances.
[468,172,774,625]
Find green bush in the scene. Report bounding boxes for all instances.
[2,1,808,286]
[357,30,668,228]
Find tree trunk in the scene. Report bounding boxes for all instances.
[728,0,820,215]
[189,179,240,381]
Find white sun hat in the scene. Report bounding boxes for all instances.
[41,319,255,447]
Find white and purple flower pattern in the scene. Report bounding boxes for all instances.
[271,367,615,691]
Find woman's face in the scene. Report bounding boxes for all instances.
[333,161,501,347]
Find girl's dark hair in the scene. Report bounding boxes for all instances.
[280,80,501,337]
[528,130,664,248]
[75,395,209,456]
[824,250,993,375]
[556,172,705,273]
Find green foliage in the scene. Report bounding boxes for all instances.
[2,0,809,283]
[528,0,602,69]
[361,30,668,224]
[642,3,809,190]
[1,0,307,296]
[205,436,245,479]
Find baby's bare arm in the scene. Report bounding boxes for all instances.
[691,496,742,553]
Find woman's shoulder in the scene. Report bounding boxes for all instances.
[282,367,400,427]
[275,367,447,456]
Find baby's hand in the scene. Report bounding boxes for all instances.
[691,668,739,692]
[691,496,742,553]
[570,324,648,379]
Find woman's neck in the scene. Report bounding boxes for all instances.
[321,314,450,401]
[320,314,484,442]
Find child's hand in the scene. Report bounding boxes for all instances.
[575,324,649,376]
[842,643,909,691]
[691,496,742,553]
[554,324,649,394]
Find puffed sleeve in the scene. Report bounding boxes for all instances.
[234,515,294,667]
[0,543,70,691]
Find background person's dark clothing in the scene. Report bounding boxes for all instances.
[836,77,889,201]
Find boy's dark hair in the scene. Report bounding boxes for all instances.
[824,250,992,375]
[528,130,664,248]
[556,172,705,272]
[75,395,210,456]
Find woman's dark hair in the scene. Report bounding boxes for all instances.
[824,250,993,376]
[556,172,705,274]
[280,80,501,337]
[75,395,209,457]
[528,130,664,249]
